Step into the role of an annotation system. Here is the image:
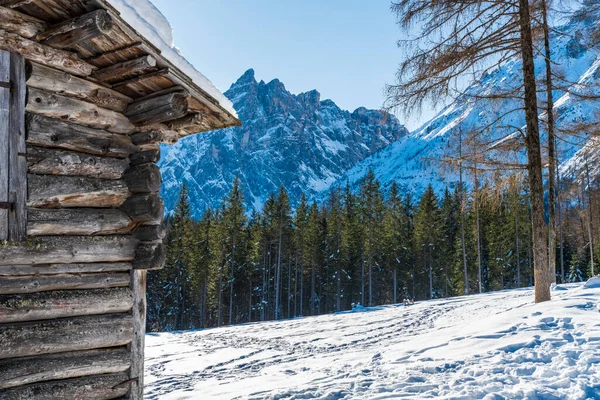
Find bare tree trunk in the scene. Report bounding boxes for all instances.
[217,262,223,327]
[368,256,373,306]
[275,220,283,320]
[460,131,469,295]
[429,246,433,299]
[557,166,565,282]
[229,240,235,326]
[201,279,207,329]
[518,0,551,303]
[515,207,521,287]
[311,263,316,315]
[542,0,557,284]
[294,257,298,317]
[287,262,291,318]
[585,157,595,276]
[475,167,483,294]
[361,258,365,306]
[393,269,397,303]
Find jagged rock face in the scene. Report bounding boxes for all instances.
[160,69,408,217]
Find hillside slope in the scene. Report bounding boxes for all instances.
[145,281,600,399]
[159,69,408,217]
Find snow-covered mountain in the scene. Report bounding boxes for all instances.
[331,15,600,197]
[145,280,600,399]
[159,69,408,217]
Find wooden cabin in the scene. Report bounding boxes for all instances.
[0,1,240,398]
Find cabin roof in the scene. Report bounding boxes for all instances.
[2,0,240,140]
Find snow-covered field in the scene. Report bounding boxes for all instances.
[145,280,600,399]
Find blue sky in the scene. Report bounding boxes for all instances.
[151,0,436,130]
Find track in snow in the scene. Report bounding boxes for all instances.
[145,283,600,399]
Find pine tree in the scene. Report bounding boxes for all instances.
[414,185,441,299]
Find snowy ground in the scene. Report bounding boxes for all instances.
[145,280,600,399]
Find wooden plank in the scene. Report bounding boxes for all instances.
[123,164,162,194]
[129,269,146,400]
[125,91,189,125]
[0,287,133,322]
[0,236,139,266]
[27,147,129,179]
[37,9,113,49]
[26,114,138,158]
[0,51,9,241]
[8,52,26,241]
[0,29,95,77]
[92,55,157,84]
[28,174,130,208]
[0,372,130,399]
[0,262,132,276]
[0,348,130,390]
[28,208,133,236]
[26,62,132,112]
[0,272,130,295]
[26,87,135,134]
[0,313,133,359]
[0,5,47,38]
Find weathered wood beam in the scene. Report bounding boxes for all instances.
[133,224,165,242]
[125,92,189,125]
[37,9,113,49]
[120,194,163,224]
[26,87,135,134]
[26,114,138,158]
[8,50,26,241]
[167,111,203,133]
[129,148,159,166]
[0,29,94,77]
[27,208,133,236]
[0,313,133,359]
[28,174,130,208]
[0,0,36,8]
[26,62,132,112]
[0,348,130,390]
[0,262,131,277]
[129,270,146,400]
[124,164,161,194]
[0,5,47,39]
[0,372,130,399]
[0,287,133,322]
[129,130,177,146]
[0,272,130,295]
[0,236,139,266]
[0,51,9,241]
[91,55,157,84]
[133,243,166,270]
[27,147,129,179]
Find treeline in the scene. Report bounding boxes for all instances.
[147,171,597,332]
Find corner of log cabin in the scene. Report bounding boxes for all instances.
[0,0,239,398]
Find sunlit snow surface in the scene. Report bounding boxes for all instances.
[145,282,600,399]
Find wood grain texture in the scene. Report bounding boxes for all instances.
[0,262,132,277]
[37,9,113,49]
[8,52,26,241]
[129,270,146,400]
[26,87,135,134]
[27,174,130,208]
[26,114,138,158]
[0,348,130,390]
[0,236,139,266]
[26,62,132,112]
[0,30,94,77]
[0,287,133,322]
[27,208,134,236]
[0,51,9,240]
[0,314,133,359]
[0,372,130,399]
[27,147,129,179]
[92,55,157,84]
[0,5,47,38]
[0,272,130,295]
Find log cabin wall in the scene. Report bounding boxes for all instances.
[0,1,239,399]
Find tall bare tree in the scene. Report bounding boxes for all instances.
[388,0,551,302]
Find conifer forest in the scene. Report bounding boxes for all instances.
[147,170,598,332]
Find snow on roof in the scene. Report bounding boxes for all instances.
[104,0,238,118]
